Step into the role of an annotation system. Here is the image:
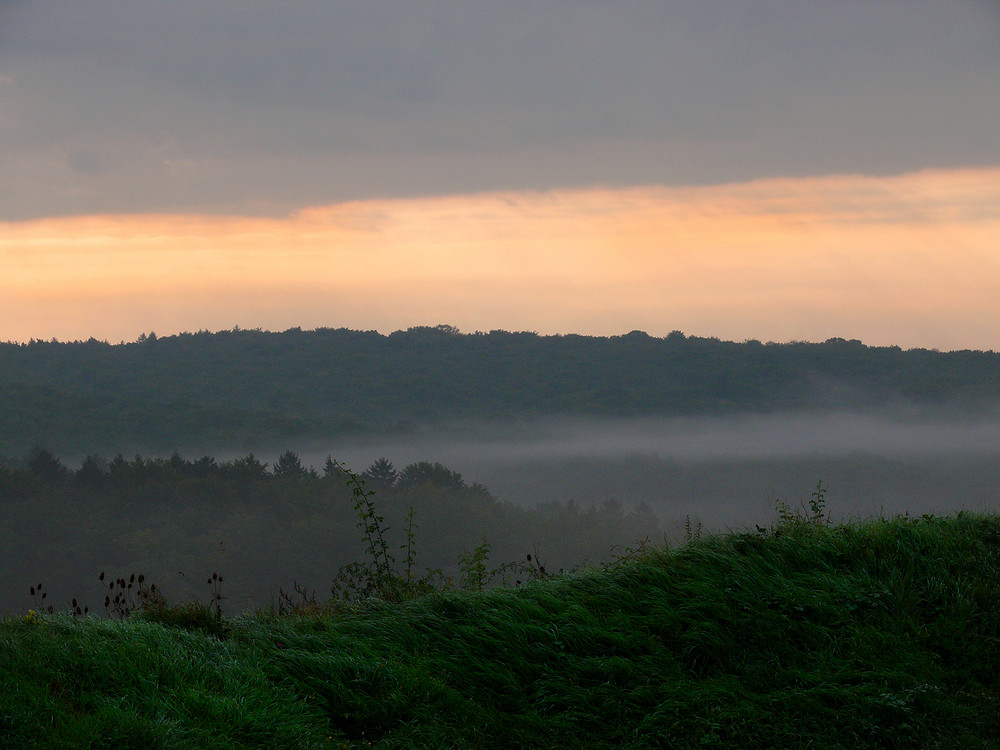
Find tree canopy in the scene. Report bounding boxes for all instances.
[1,326,997,457]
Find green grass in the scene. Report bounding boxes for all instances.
[3,512,1000,748]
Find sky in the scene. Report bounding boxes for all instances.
[2,1,999,349]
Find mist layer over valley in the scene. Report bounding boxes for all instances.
[312,410,1000,533]
[3,329,1000,617]
[11,408,1000,618]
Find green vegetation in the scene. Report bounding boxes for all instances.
[0,450,659,616]
[2,325,998,456]
[3,507,999,748]
[4,326,1000,746]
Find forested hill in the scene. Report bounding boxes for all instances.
[2,325,999,457]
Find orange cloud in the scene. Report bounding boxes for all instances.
[2,167,999,349]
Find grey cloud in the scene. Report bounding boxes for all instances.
[1,0,998,219]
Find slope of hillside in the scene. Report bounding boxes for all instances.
[2,513,998,748]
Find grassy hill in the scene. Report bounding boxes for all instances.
[2,511,999,748]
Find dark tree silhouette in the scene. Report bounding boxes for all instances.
[396,461,465,491]
[362,457,398,488]
[27,448,65,482]
[273,451,306,479]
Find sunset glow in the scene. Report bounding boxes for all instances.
[3,167,998,349]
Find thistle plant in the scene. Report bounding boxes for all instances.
[28,583,53,614]
[206,571,225,617]
[98,571,163,619]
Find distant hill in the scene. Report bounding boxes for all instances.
[1,325,998,457]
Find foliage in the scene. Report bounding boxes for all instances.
[272,450,309,479]
[329,461,521,602]
[458,536,523,591]
[396,461,466,491]
[0,449,661,616]
[329,458,396,600]
[683,515,703,544]
[2,326,998,456]
[360,457,398,488]
[3,513,1000,748]
[138,600,231,639]
[774,479,831,535]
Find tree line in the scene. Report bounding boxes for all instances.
[2,325,998,456]
[0,448,661,616]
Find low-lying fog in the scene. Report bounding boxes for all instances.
[302,411,1000,535]
[11,410,999,617]
[312,412,1000,465]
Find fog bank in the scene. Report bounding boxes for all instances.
[313,412,1000,467]
[302,411,1000,534]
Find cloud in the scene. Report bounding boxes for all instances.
[2,168,998,348]
[1,1,998,219]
